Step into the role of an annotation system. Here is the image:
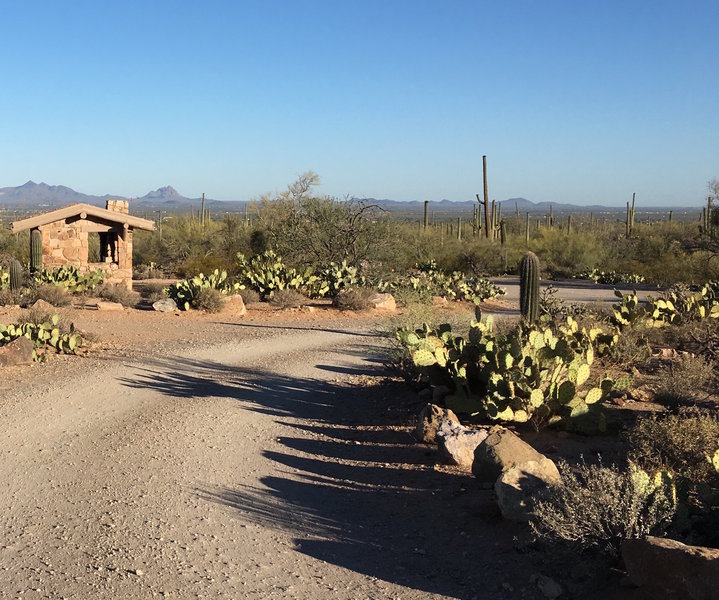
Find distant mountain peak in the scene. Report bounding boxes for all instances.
[143,185,184,200]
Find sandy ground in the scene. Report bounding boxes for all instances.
[0,284,644,599]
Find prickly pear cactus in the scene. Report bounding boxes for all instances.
[519,251,539,324]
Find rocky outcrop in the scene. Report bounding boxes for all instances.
[367,293,396,312]
[152,298,178,312]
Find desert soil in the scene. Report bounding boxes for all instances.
[0,281,644,599]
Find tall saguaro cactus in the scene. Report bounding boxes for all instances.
[519,251,540,324]
[30,229,42,273]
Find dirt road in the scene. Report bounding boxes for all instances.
[0,288,642,599]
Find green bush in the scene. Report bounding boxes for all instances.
[628,409,719,485]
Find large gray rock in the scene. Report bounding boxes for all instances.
[0,336,33,366]
[414,404,459,444]
[472,426,548,482]
[153,298,178,312]
[622,536,719,600]
[495,458,561,521]
[437,421,489,470]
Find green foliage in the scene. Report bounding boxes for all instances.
[531,460,676,557]
[0,313,83,361]
[377,261,504,304]
[312,260,363,297]
[397,310,614,425]
[576,268,645,284]
[166,269,240,311]
[628,410,719,486]
[236,250,311,299]
[34,266,105,293]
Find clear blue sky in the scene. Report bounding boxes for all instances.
[1,0,717,206]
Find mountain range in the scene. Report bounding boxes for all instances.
[0,181,690,215]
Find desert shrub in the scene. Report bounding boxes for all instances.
[652,355,715,406]
[627,409,719,485]
[269,288,307,309]
[531,459,675,557]
[191,287,224,313]
[0,288,17,306]
[97,284,140,308]
[139,282,168,303]
[238,288,261,304]
[610,327,652,367]
[332,287,375,310]
[28,284,71,307]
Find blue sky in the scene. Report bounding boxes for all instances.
[1,1,717,206]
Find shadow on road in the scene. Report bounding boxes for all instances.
[118,344,632,599]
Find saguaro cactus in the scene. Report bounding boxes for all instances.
[30,229,42,273]
[9,259,22,291]
[519,251,539,324]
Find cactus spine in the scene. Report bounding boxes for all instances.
[9,259,22,292]
[30,229,42,273]
[519,251,539,324]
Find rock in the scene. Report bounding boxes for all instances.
[368,292,396,312]
[414,403,460,444]
[622,536,719,600]
[221,294,247,316]
[152,298,178,312]
[0,336,34,366]
[31,299,56,313]
[432,296,449,307]
[437,421,489,470]
[472,426,549,482]
[495,458,561,521]
[530,574,563,599]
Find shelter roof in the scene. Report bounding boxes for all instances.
[10,203,156,233]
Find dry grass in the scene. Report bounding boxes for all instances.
[239,288,261,304]
[28,284,71,307]
[531,459,675,557]
[191,288,224,313]
[332,287,375,311]
[652,354,715,406]
[97,284,140,308]
[270,288,307,309]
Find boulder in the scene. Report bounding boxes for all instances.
[152,298,178,312]
[494,459,561,521]
[432,296,449,307]
[414,403,459,444]
[31,299,56,313]
[85,300,124,311]
[368,293,396,312]
[222,294,247,316]
[622,536,719,600]
[472,426,548,482]
[437,421,489,470]
[0,336,33,366]
[530,574,563,599]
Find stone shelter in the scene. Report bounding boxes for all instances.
[11,200,155,289]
